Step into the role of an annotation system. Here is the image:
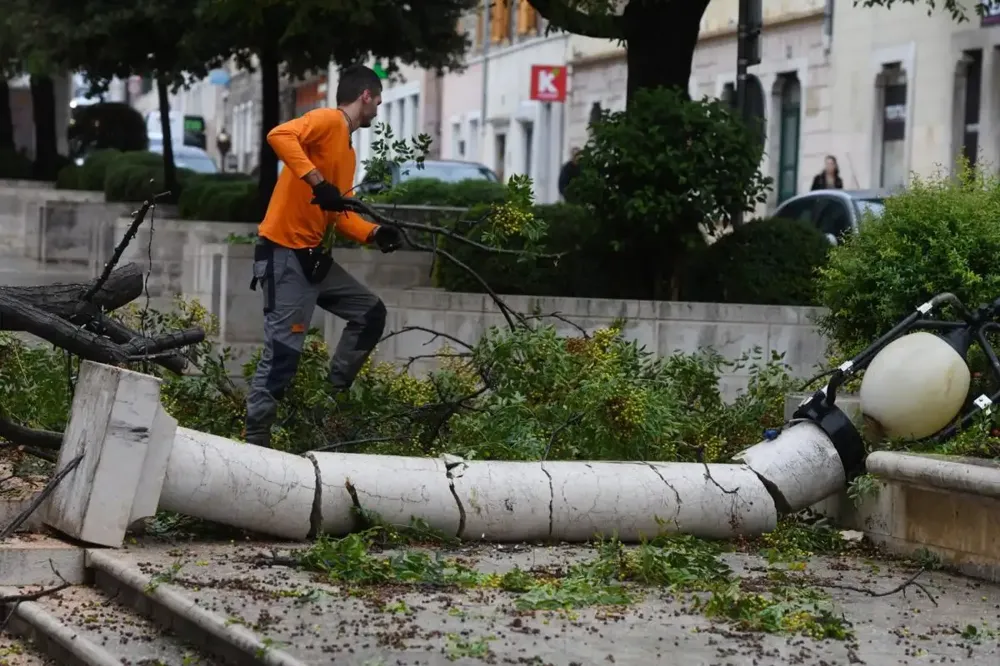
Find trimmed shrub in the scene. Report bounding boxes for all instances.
[178,174,255,220]
[55,164,81,189]
[103,151,196,202]
[435,203,598,296]
[0,147,34,180]
[681,217,831,306]
[77,148,123,191]
[68,102,148,159]
[817,162,1000,357]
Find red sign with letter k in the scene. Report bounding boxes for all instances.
[529,65,567,103]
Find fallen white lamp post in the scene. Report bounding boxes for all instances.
[32,361,843,548]
[43,291,996,548]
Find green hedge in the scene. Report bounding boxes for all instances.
[103,151,198,202]
[376,177,506,206]
[435,203,599,296]
[0,147,35,180]
[681,217,831,306]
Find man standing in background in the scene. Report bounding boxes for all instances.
[558,147,581,202]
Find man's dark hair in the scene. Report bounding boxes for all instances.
[336,65,382,105]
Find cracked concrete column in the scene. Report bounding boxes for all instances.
[307,452,460,536]
[546,461,777,541]
[159,428,317,540]
[42,361,176,547]
[734,421,846,514]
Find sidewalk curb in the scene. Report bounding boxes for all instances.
[85,549,308,666]
[0,591,122,666]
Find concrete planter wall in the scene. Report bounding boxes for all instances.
[0,184,108,259]
[814,452,1000,583]
[339,294,827,401]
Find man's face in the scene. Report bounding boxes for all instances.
[359,88,382,128]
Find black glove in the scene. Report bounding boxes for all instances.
[372,225,403,253]
[310,181,347,212]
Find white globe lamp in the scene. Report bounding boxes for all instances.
[859,332,971,441]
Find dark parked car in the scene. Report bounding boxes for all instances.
[355,159,499,194]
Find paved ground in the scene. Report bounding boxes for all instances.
[107,538,1000,666]
[0,635,54,666]
[0,257,90,288]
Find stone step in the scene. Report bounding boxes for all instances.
[1,538,306,665]
[4,584,211,666]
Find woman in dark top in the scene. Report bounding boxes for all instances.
[811,155,844,190]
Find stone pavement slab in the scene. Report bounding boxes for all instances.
[0,635,55,666]
[106,539,1000,665]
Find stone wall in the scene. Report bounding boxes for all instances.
[321,291,827,401]
[0,183,110,258]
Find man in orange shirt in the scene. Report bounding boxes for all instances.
[245,65,402,448]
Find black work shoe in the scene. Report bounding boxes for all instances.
[245,430,272,449]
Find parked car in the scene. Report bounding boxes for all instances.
[355,159,499,194]
[774,189,888,244]
[148,136,219,174]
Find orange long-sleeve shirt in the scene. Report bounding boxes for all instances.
[258,108,377,249]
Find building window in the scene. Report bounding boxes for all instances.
[878,63,908,190]
[522,120,534,175]
[410,94,420,139]
[451,122,462,157]
[458,140,466,157]
[474,7,484,49]
[777,74,802,204]
[495,132,507,182]
[961,49,983,166]
[492,0,511,44]
[516,0,539,37]
[469,118,480,160]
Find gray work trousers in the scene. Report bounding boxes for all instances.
[245,243,386,438]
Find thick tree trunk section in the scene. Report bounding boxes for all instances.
[257,49,281,218]
[0,263,143,329]
[29,75,58,181]
[622,0,710,106]
[0,80,14,151]
[156,76,179,200]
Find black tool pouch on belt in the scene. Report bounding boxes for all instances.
[293,246,334,285]
[249,240,277,313]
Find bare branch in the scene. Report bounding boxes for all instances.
[816,568,938,607]
[0,453,84,540]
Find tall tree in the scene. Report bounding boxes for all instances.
[2,0,68,177]
[199,0,478,214]
[20,0,224,196]
[526,0,711,105]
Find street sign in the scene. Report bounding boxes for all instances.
[529,65,567,102]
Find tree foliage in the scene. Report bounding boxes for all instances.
[197,0,478,212]
[853,0,988,21]
[568,87,771,300]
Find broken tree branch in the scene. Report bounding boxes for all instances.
[83,192,170,302]
[817,567,939,607]
[0,406,62,452]
[0,263,143,331]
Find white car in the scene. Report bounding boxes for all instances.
[773,189,888,244]
[147,136,219,174]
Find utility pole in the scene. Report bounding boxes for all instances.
[734,0,763,226]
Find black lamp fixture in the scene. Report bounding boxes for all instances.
[793,292,1000,479]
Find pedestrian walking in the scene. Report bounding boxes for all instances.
[244,65,403,448]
